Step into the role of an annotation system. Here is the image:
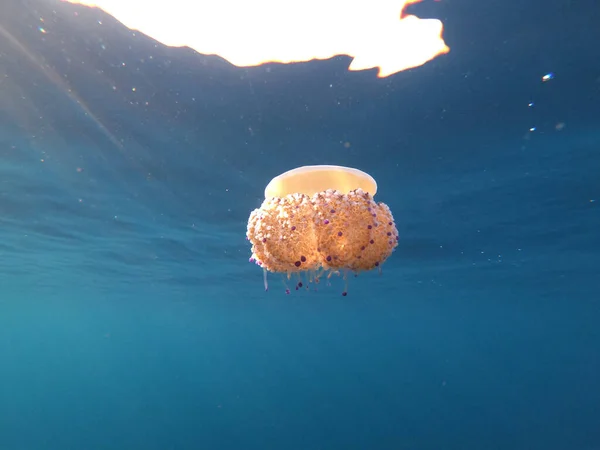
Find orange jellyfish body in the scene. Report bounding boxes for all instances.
[246,165,399,295]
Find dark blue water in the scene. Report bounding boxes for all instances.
[1,0,599,449]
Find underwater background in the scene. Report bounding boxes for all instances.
[1,0,599,449]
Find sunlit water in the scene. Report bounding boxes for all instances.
[1,0,599,449]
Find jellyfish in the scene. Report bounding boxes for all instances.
[246,165,399,295]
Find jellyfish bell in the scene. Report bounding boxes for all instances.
[247,165,398,295]
[264,165,377,199]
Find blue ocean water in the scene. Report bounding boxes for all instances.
[1,0,599,449]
